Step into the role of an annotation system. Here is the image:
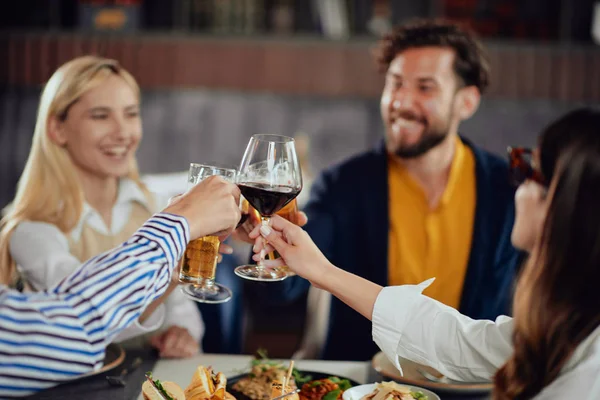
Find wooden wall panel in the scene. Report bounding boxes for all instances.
[2,33,600,101]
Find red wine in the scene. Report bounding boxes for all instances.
[238,183,300,217]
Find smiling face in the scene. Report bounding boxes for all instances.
[380,46,471,158]
[51,74,142,181]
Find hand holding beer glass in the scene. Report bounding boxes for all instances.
[235,134,303,282]
[179,163,236,303]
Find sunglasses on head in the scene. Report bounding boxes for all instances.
[507,146,547,186]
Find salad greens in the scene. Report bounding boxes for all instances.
[322,389,341,400]
[292,368,313,385]
[327,376,352,391]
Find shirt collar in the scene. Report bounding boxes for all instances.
[115,178,151,210]
[71,179,152,238]
[387,135,468,209]
[438,135,468,207]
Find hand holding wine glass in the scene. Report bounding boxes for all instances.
[232,201,308,244]
[234,134,303,282]
[248,215,334,289]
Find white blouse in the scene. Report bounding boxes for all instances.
[9,179,204,344]
[372,279,600,399]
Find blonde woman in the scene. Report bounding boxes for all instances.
[0,56,203,358]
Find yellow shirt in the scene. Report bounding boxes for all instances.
[388,136,476,308]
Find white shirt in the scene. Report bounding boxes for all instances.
[9,179,204,344]
[372,279,600,399]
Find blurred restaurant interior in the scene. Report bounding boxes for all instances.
[1,0,600,358]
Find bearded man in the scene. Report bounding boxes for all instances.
[261,19,521,362]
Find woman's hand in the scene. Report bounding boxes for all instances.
[149,326,200,358]
[249,215,331,287]
[251,215,383,321]
[234,211,308,244]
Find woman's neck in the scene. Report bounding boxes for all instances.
[78,170,119,229]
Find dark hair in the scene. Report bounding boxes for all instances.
[375,19,490,93]
[493,108,600,399]
[538,107,600,182]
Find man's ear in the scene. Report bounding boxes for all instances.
[455,86,481,121]
[47,116,67,146]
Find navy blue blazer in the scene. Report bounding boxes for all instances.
[261,138,521,361]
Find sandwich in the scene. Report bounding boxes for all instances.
[142,366,237,400]
[142,373,186,400]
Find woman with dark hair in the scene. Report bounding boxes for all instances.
[250,107,600,399]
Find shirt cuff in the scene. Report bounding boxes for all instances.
[132,213,190,266]
[113,304,166,342]
[372,278,435,375]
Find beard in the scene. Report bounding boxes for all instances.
[389,109,454,159]
[393,127,449,158]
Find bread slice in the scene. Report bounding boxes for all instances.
[141,380,185,400]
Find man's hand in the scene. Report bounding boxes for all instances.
[163,176,241,240]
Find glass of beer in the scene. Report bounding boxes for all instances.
[242,197,299,276]
[179,163,236,304]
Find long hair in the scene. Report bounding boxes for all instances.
[494,109,600,399]
[0,56,149,286]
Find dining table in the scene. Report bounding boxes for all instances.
[137,354,368,400]
[24,350,491,400]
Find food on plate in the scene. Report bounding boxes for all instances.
[143,372,186,400]
[360,382,428,400]
[231,359,298,400]
[185,366,228,400]
[298,377,352,400]
[271,380,300,400]
[142,366,237,400]
[230,351,352,400]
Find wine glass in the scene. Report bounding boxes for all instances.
[234,134,303,282]
[241,197,299,277]
[179,163,236,303]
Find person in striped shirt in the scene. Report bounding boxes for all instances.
[0,175,241,398]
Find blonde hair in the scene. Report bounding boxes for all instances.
[0,55,149,286]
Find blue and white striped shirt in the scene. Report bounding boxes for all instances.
[0,213,189,398]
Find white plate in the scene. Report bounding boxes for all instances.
[371,351,493,395]
[342,383,440,400]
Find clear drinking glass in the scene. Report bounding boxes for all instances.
[179,163,236,303]
[234,134,303,282]
[241,198,299,277]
